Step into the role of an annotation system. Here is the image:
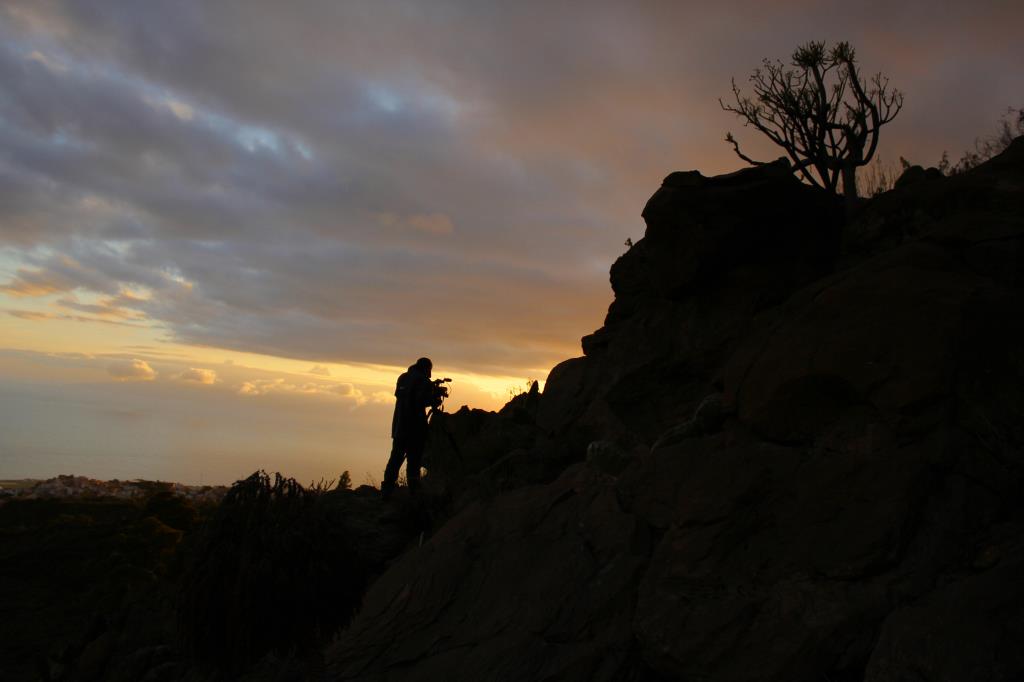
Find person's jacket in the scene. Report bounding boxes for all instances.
[391,365,434,441]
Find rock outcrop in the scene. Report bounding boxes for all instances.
[540,159,842,454]
[325,140,1024,680]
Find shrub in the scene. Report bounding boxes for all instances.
[177,471,366,673]
[949,107,1024,173]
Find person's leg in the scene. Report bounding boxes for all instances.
[405,437,425,494]
[382,440,405,499]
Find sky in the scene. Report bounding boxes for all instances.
[1,1,1021,485]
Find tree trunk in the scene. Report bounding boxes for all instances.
[842,162,858,205]
[839,159,860,257]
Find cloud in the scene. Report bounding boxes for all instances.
[56,291,147,320]
[6,308,146,328]
[0,0,1021,380]
[371,390,395,405]
[376,212,455,236]
[2,270,66,297]
[179,367,217,384]
[407,213,454,235]
[8,310,57,320]
[309,364,331,376]
[1,254,125,298]
[26,49,67,73]
[329,382,359,397]
[237,377,366,405]
[144,94,195,122]
[107,358,157,381]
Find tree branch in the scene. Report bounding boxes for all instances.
[724,132,767,166]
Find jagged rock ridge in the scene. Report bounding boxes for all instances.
[326,140,1024,681]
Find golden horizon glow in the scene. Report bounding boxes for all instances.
[0,307,549,412]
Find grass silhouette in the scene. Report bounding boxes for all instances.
[177,471,367,673]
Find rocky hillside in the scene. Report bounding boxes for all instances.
[325,139,1024,681]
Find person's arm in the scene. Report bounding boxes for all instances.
[413,375,435,410]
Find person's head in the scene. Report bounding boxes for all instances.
[414,357,433,377]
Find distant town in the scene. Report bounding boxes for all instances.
[0,475,227,505]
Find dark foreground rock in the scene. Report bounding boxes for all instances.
[864,536,1024,682]
[324,140,1024,681]
[326,463,653,682]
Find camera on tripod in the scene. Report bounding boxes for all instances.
[430,377,452,410]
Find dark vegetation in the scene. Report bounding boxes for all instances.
[177,472,366,673]
[860,106,1024,197]
[1,473,435,680]
[944,105,1024,174]
[0,487,200,681]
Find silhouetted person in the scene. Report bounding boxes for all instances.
[382,357,436,499]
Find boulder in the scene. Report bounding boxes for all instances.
[727,226,1024,459]
[726,240,985,443]
[650,392,727,449]
[612,158,838,301]
[427,407,539,475]
[585,440,635,476]
[865,536,1024,681]
[619,430,935,680]
[892,163,944,189]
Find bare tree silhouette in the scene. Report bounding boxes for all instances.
[721,41,903,207]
